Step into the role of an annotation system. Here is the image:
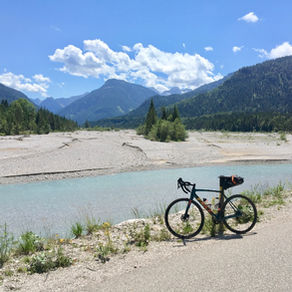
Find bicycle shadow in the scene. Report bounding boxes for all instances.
[172,231,257,247]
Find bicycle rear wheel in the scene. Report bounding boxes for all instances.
[165,198,204,239]
[222,194,257,234]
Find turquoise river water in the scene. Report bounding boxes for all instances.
[0,163,292,237]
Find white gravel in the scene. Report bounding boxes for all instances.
[0,130,291,184]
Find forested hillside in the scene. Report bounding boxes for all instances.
[94,75,231,128]
[95,56,292,132]
[0,99,77,135]
[58,79,156,124]
[177,56,292,117]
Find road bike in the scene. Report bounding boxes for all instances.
[165,175,257,239]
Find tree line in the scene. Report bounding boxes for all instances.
[0,99,78,135]
[137,99,187,142]
[183,112,292,132]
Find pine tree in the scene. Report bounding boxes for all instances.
[172,105,180,121]
[145,99,157,135]
[161,107,167,120]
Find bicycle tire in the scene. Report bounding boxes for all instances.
[222,194,257,234]
[165,198,204,239]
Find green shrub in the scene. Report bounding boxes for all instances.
[28,248,72,274]
[28,252,54,273]
[17,231,44,255]
[130,223,151,247]
[95,231,118,264]
[85,217,101,235]
[71,222,83,238]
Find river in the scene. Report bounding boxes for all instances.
[1,163,292,237]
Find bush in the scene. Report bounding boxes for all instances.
[130,223,151,247]
[17,231,44,255]
[28,248,72,274]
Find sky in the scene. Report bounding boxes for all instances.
[0,0,292,100]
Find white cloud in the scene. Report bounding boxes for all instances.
[49,39,223,92]
[0,72,50,97]
[232,46,243,53]
[122,45,131,52]
[238,12,259,23]
[254,42,292,59]
[182,43,186,48]
[253,48,268,58]
[33,74,51,83]
[204,46,213,52]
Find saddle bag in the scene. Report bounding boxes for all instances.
[220,175,244,190]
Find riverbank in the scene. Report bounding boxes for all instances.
[0,187,291,291]
[1,130,292,184]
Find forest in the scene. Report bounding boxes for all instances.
[183,112,292,132]
[0,99,78,135]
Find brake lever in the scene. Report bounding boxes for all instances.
[177,178,183,189]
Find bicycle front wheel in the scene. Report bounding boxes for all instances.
[165,198,204,239]
[222,194,257,234]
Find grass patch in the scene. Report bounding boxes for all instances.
[0,224,14,268]
[71,222,84,238]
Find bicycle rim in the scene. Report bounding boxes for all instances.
[165,198,204,239]
[223,194,257,234]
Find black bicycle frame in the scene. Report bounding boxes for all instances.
[185,184,224,220]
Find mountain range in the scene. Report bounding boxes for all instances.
[57,79,156,124]
[33,93,88,114]
[1,56,292,130]
[96,56,292,128]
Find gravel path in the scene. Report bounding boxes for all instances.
[85,209,292,291]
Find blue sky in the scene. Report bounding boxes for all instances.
[0,0,292,99]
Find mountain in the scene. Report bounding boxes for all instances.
[95,56,292,130]
[94,74,231,128]
[58,79,157,124]
[36,93,88,114]
[177,56,292,117]
[0,83,32,104]
[39,97,63,113]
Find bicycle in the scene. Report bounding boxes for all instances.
[165,175,257,239]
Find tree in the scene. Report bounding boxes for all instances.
[84,120,90,128]
[145,99,157,135]
[172,105,180,121]
[161,107,168,120]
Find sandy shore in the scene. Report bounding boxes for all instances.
[0,130,292,184]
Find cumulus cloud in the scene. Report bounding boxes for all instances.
[254,42,292,59]
[49,39,222,92]
[122,45,131,52]
[0,72,50,97]
[232,46,243,53]
[238,12,259,23]
[204,46,213,52]
[33,74,51,83]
